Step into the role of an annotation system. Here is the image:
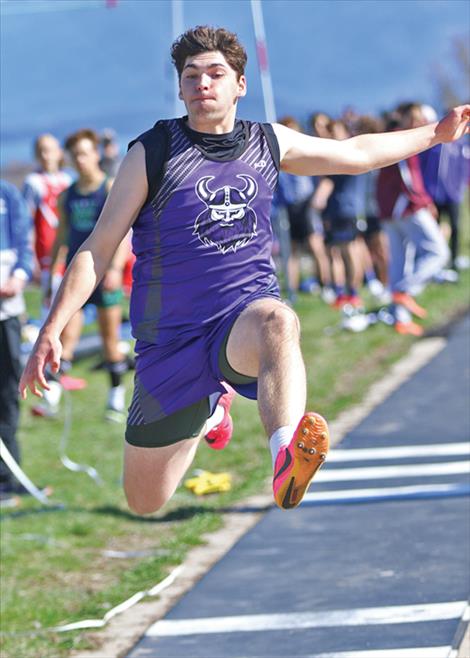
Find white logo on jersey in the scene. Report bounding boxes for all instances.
[194,174,258,254]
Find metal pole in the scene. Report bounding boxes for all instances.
[251,1,294,301]
[172,0,184,116]
[250,0,276,122]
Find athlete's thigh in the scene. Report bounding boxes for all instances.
[225,297,299,377]
[123,436,201,505]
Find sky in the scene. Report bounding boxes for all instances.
[0,0,469,165]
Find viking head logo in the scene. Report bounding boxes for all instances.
[194,174,258,253]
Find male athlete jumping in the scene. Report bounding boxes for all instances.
[20,26,470,513]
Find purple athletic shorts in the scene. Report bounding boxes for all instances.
[126,288,281,429]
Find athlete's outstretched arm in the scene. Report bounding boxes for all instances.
[275,104,470,176]
[19,143,148,399]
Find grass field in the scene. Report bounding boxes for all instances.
[1,222,469,657]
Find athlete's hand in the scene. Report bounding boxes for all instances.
[435,105,470,143]
[19,330,62,399]
[102,267,122,292]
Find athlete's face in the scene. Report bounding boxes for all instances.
[69,138,101,177]
[36,135,63,173]
[179,51,246,131]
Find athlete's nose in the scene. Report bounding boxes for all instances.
[197,74,211,91]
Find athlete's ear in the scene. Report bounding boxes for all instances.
[237,75,247,98]
[178,86,183,100]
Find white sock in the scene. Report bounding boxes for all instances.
[108,384,125,411]
[269,426,295,467]
[205,405,224,433]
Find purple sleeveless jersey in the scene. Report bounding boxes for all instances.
[128,120,280,426]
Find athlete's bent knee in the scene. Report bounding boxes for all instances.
[124,478,173,516]
[262,306,300,344]
[124,486,171,516]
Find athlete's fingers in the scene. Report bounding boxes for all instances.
[50,359,60,374]
[19,378,28,400]
[35,366,50,390]
[29,382,45,399]
[49,341,62,374]
[20,351,50,399]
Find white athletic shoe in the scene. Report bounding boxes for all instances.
[105,385,126,423]
[433,268,459,284]
[321,287,336,305]
[31,381,62,418]
[367,278,385,298]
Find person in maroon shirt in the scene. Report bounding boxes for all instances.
[377,104,450,335]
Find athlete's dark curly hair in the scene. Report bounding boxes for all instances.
[171,25,247,80]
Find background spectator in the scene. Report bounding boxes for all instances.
[377,103,450,335]
[22,134,72,321]
[419,104,470,273]
[0,180,33,503]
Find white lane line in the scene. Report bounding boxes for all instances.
[146,600,467,637]
[317,461,470,482]
[301,482,470,505]
[313,647,452,658]
[329,443,470,462]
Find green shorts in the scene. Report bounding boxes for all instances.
[88,286,123,309]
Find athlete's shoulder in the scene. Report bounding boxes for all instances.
[127,120,171,153]
[258,121,281,170]
[128,120,173,207]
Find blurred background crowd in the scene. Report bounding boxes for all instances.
[272,102,469,327]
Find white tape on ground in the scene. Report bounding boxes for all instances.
[60,389,103,485]
[0,565,184,636]
[50,565,183,633]
[0,438,50,505]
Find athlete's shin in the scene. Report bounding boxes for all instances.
[257,307,307,437]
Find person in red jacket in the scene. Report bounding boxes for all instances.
[22,134,72,319]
